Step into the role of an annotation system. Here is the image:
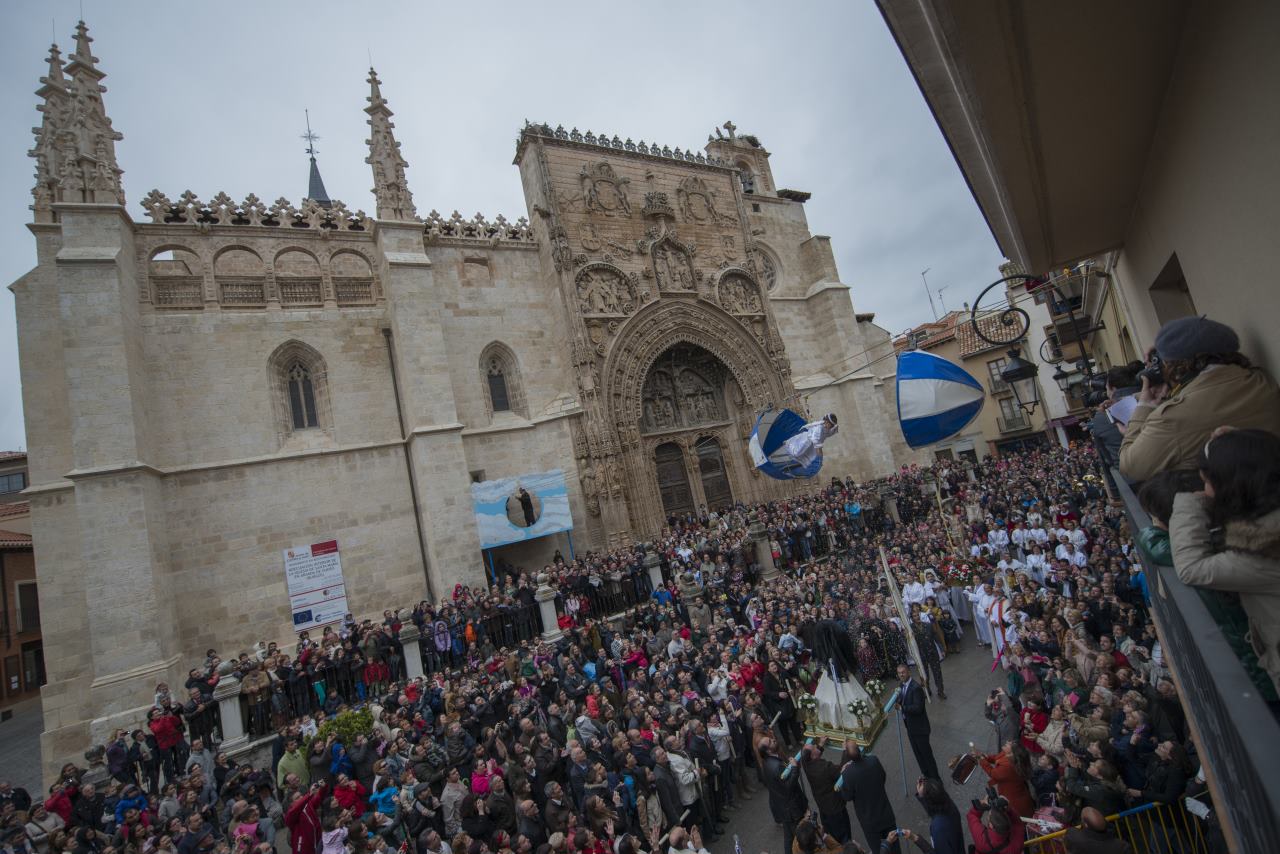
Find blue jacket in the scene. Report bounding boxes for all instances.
[368,786,399,816]
[330,744,355,777]
[927,804,965,854]
[114,793,148,824]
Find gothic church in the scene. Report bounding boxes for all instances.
[12,23,917,776]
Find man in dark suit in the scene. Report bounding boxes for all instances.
[760,738,808,854]
[801,738,850,843]
[897,664,940,781]
[838,740,897,852]
[652,747,684,831]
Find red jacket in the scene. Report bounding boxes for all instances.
[978,752,1036,818]
[965,806,1025,854]
[285,786,326,854]
[149,713,183,750]
[44,788,74,823]
[1019,707,1048,754]
[332,780,367,814]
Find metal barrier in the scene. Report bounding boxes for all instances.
[1024,800,1210,853]
[1110,467,1280,853]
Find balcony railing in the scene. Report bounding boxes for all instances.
[1112,468,1280,852]
[998,413,1030,432]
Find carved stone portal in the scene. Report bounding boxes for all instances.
[640,344,728,434]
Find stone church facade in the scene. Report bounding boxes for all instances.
[12,24,917,777]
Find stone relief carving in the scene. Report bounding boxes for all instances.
[757,250,778,291]
[721,234,739,261]
[651,236,699,292]
[550,225,572,272]
[677,176,730,225]
[580,162,631,217]
[576,264,642,316]
[717,273,763,315]
[640,344,728,434]
[580,222,603,252]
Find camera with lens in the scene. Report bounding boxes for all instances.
[1137,353,1165,387]
[972,786,1008,813]
[1082,373,1110,407]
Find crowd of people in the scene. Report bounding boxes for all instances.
[1,315,1276,854]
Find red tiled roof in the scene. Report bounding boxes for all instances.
[0,529,32,548]
[956,311,1019,358]
[0,501,29,520]
[894,310,966,351]
[0,451,26,462]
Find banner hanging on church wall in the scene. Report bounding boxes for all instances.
[283,539,348,630]
[471,469,573,549]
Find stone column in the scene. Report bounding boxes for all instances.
[399,623,425,681]
[535,574,563,643]
[643,549,664,593]
[749,511,778,579]
[213,677,247,751]
[884,495,901,524]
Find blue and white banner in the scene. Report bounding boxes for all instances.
[471,469,573,549]
[896,350,986,448]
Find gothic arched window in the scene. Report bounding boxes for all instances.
[287,362,319,428]
[268,340,332,441]
[736,162,756,195]
[486,358,511,413]
[479,342,525,419]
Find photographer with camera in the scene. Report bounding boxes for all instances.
[1119,316,1280,482]
[965,788,1024,854]
[1086,363,1143,469]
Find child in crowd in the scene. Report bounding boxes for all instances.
[1136,470,1203,568]
[1169,427,1280,700]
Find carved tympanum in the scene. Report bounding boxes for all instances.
[640,344,728,434]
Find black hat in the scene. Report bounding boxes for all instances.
[1154,316,1239,361]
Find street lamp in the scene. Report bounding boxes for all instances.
[969,269,1099,419]
[1000,347,1041,415]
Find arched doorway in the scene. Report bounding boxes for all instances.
[654,442,694,517]
[695,437,733,510]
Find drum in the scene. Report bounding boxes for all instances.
[949,752,979,785]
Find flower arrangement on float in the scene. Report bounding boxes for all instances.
[796,692,819,725]
[863,679,886,699]
[846,699,873,723]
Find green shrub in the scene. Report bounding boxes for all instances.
[309,707,375,749]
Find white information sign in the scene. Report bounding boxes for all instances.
[283,539,348,631]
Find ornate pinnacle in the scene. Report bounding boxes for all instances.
[366,67,386,112]
[36,43,66,97]
[364,67,417,222]
[67,20,104,79]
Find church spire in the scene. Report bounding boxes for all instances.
[364,67,417,222]
[29,21,124,221]
[302,110,332,208]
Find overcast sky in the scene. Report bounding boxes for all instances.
[0,0,1004,452]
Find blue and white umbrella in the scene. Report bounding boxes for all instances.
[896,350,986,448]
[749,407,823,480]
